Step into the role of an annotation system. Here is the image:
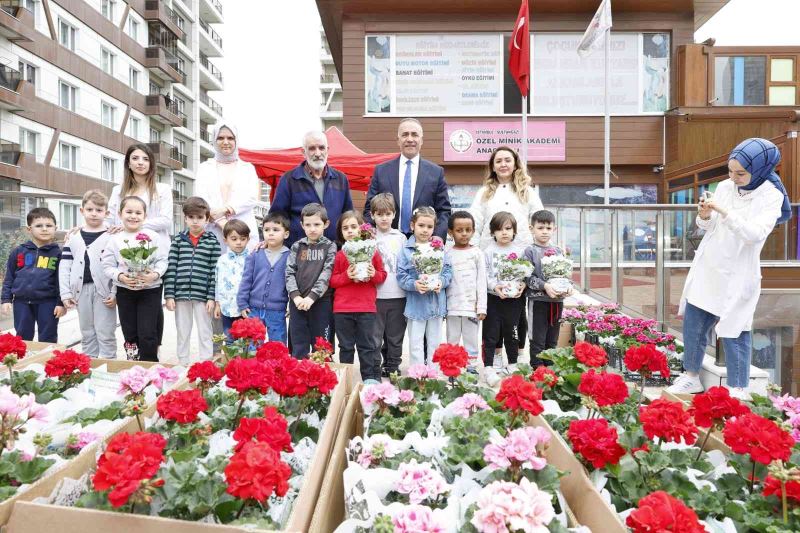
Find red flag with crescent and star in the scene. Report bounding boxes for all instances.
[508,0,530,97]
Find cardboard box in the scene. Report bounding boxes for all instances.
[309,383,363,533]
[557,322,573,348]
[5,365,349,533]
[0,342,66,375]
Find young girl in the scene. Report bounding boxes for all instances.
[482,211,527,375]
[397,206,452,370]
[101,196,168,361]
[330,211,386,384]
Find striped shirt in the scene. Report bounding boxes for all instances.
[163,230,221,301]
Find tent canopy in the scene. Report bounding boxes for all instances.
[239,127,396,201]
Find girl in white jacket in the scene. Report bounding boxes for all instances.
[669,138,792,397]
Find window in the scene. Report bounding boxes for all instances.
[59,143,78,171]
[714,56,767,105]
[21,0,36,23]
[127,18,139,41]
[149,80,161,96]
[150,127,161,143]
[19,129,38,157]
[175,139,186,155]
[101,0,115,21]
[101,48,115,76]
[101,102,115,128]
[59,81,77,111]
[18,60,36,88]
[129,117,140,139]
[61,203,78,228]
[174,95,186,116]
[101,156,115,181]
[58,19,76,51]
[128,67,139,91]
[174,179,187,199]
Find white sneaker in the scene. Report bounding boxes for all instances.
[505,363,518,375]
[728,387,751,401]
[492,353,504,371]
[666,374,704,395]
[484,368,502,388]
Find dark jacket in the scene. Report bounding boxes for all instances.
[364,156,451,240]
[1,241,62,303]
[237,247,290,312]
[285,237,337,302]
[525,243,566,303]
[163,231,221,302]
[269,163,354,247]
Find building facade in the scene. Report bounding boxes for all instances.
[319,27,342,131]
[0,0,224,232]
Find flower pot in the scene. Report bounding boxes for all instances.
[419,272,441,291]
[352,262,371,282]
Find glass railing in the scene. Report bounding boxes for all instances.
[0,139,21,165]
[0,63,21,92]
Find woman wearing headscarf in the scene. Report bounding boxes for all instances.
[195,122,261,251]
[668,138,792,398]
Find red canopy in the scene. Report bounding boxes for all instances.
[239,127,397,201]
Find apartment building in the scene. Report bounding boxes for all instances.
[0,0,224,232]
[319,27,341,131]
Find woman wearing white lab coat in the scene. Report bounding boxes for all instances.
[668,138,792,397]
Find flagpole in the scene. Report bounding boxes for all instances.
[521,95,528,168]
[603,26,610,205]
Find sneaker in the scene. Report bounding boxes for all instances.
[666,373,704,395]
[505,363,518,375]
[465,365,479,375]
[381,368,392,378]
[363,379,380,386]
[492,352,504,371]
[728,387,751,401]
[484,368,501,388]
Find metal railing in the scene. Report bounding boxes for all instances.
[0,0,22,15]
[208,0,222,15]
[199,91,223,116]
[0,63,21,92]
[198,19,222,49]
[199,52,223,83]
[320,73,339,84]
[200,129,212,143]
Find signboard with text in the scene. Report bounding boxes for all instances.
[443,121,566,162]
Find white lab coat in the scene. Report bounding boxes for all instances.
[107,182,174,253]
[679,178,784,338]
[194,159,261,251]
[470,184,544,250]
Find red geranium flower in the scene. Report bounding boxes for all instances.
[156,389,208,424]
[225,357,271,395]
[229,317,267,343]
[264,356,301,396]
[639,398,698,445]
[187,361,223,385]
[432,343,469,378]
[233,406,293,453]
[44,349,91,383]
[224,441,292,502]
[93,431,166,508]
[689,386,750,429]
[314,337,333,354]
[763,475,800,504]
[296,360,338,396]
[624,343,670,379]
[631,442,650,455]
[578,369,629,407]
[255,341,291,363]
[496,374,544,417]
[531,366,558,389]
[626,491,705,533]
[573,341,608,368]
[0,333,27,365]
[723,412,794,465]
[567,418,626,469]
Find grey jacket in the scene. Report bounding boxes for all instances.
[525,243,566,303]
[285,236,337,301]
[59,229,116,301]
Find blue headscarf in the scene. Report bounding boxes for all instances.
[729,138,792,225]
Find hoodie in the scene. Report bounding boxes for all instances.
[2,241,62,303]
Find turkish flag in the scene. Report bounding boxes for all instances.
[509,0,530,97]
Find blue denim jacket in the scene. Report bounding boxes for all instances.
[396,236,452,321]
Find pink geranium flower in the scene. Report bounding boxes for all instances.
[450,393,490,418]
[135,232,151,242]
[483,426,550,472]
[394,459,448,505]
[392,505,446,533]
[407,364,439,380]
[118,366,151,395]
[471,478,555,533]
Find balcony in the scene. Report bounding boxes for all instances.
[0,0,37,42]
[145,94,186,128]
[320,73,339,85]
[199,0,222,24]
[198,52,223,91]
[198,18,223,57]
[0,63,26,111]
[0,139,21,180]
[199,91,223,120]
[145,46,184,84]
[143,1,186,44]
[147,141,183,170]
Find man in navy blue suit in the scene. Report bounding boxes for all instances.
[364,118,451,239]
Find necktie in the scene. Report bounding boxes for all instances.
[400,159,413,233]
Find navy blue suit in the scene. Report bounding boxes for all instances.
[364,156,451,240]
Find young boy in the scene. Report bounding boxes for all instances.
[446,211,487,374]
[524,209,572,366]
[238,213,291,342]
[58,190,116,358]
[285,203,337,359]
[164,197,221,364]
[214,219,251,340]
[1,207,65,341]
[370,193,407,377]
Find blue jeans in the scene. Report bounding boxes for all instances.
[682,302,752,388]
[250,308,287,344]
[221,315,242,343]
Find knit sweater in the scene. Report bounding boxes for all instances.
[163,230,221,301]
[329,250,386,313]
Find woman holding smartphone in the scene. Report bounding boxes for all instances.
[668,138,792,398]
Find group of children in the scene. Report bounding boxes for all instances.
[1,189,570,384]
